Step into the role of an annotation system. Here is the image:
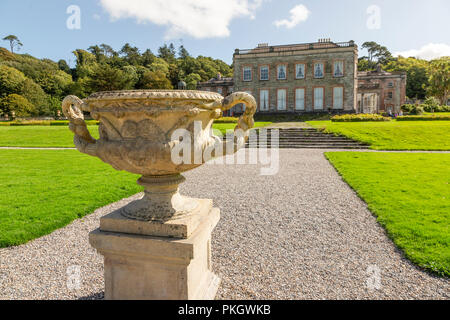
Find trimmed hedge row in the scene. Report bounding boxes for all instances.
[397,115,450,121]
[0,120,99,126]
[331,114,391,122]
[213,117,239,123]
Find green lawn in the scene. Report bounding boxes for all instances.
[307,120,450,150]
[0,150,142,247]
[0,122,272,148]
[326,152,450,277]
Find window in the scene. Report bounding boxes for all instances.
[333,87,344,109]
[277,89,287,110]
[260,66,269,80]
[388,92,393,99]
[217,87,223,95]
[243,67,252,81]
[295,64,305,79]
[260,90,269,111]
[295,88,305,110]
[388,82,394,88]
[314,63,324,78]
[277,65,287,80]
[333,61,344,77]
[314,87,324,110]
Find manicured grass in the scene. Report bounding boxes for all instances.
[0,150,142,247]
[326,152,450,277]
[0,122,272,148]
[308,120,450,150]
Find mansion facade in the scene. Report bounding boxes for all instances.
[198,39,406,115]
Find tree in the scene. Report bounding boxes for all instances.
[0,94,34,117]
[359,41,393,70]
[384,57,429,99]
[137,70,173,89]
[100,44,117,58]
[120,43,141,65]
[58,59,71,74]
[427,57,450,105]
[2,35,22,53]
[86,63,136,92]
[178,45,190,59]
[158,43,176,63]
[0,65,26,95]
[185,73,201,90]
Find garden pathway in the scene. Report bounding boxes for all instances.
[0,149,448,299]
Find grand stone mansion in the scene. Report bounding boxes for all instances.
[197,39,406,115]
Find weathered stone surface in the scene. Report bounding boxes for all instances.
[100,199,213,239]
[62,90,256,222]
[89,208,221,300]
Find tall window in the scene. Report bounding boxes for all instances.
[333,87,343,109]
[260,66,269,80]
[295,88,305,110]
[295,64,305,79]
[243,67,252,81]
[388,92,393,99]
[260,90,269,111]
[314,63,324,78]
[277,89,287,110]
[333,61,344,77]
[314,87,324,110]
[277,65,287,80]
[217,87,223,95]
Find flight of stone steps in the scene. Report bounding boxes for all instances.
[245,127,370,149]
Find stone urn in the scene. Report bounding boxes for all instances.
[62,90,256,300]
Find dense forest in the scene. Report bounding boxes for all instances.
[0,41,233,117]
[0,36,448,118]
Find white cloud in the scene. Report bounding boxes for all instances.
[273,4,310,29]
[99,0,262,39]
[395,43,450,60]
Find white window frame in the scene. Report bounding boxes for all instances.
[277,89,287,111]
[333,87,344,109]
[295,64,305,79]
[277,65,287,80]
[314,63,324,79]
[260,66,269,81]
[314,87,324,110]
[295,88,305,111]
[260,89,269,111]
[243,67,252,82]
[333,61,344,77]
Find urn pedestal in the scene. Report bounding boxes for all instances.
[89,199,221,300]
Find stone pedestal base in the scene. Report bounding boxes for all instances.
[89,199,221,300]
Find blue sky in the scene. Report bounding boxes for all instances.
[0,0,449,66]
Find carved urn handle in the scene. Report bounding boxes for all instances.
[217,92,257,154]
[62,95,98,156]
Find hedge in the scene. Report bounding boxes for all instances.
[396,115,450,121]
[0,120,99,126]
[331,114,391,122]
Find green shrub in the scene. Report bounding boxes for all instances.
[331,114,391,122]
[401,104,415,113]
[411,105,425,115]
[0,119,99,126]
[397,115,450,121]
[214,117,239,123]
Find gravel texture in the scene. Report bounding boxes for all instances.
[0,149,448,300]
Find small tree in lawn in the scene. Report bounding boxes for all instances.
[2,35,23,53]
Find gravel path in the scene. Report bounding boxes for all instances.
[0,149,448,300]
